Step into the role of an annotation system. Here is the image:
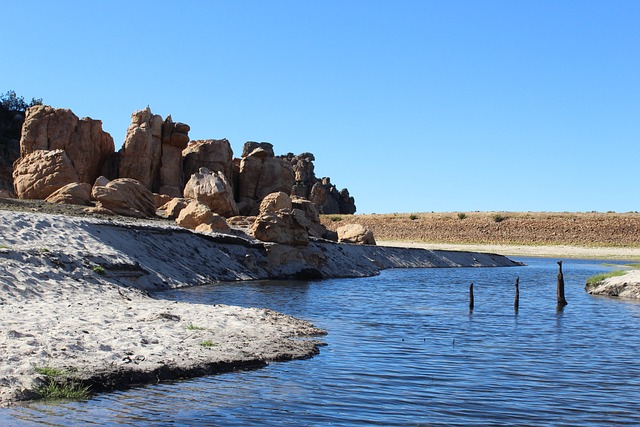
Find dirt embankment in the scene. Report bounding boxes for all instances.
[321,212,640,248]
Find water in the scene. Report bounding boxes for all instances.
[4,258,640,426]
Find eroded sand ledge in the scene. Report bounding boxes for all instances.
[0,211,518,406]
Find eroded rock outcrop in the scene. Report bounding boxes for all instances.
[183,167,238,218]
[89,177,156,218]
[159,115,190,197]
[284,152,356,214]
[118,107,164,191]
[182,139,234,188]
[0,105,23,192]
[19,105,114,185]
[13,149,80,199]
[237,142,294,215]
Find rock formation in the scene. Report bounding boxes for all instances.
[183,167,238,218]
[45,182,92,206]
[284,152,356,214]
[182,139,234,188]
[89,177,156,218]
[159,115,190,197]
[118,107,164,191]
[18,105,114,185]
[237,142,294,215]
[13,149,80,199]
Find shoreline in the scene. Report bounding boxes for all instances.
[0,210,517,407]
[378,240,640,261]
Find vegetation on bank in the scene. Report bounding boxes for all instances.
[1,90,42,112]
[586,270,628,288]
[34,366,91,400]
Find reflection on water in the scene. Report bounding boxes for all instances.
[4,258,640,426]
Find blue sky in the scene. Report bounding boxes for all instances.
[4,1,639,214]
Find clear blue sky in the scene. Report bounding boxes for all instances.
[4,1,639,214]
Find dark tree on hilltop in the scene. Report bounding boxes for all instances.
[0,90,43,112]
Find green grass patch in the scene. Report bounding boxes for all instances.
[586,270,627,287]
[328,215,342,222]
[34,366,65,377]
[92,266,106,275]
[186,323,207,331]
[199,340,217,348]
[34,366,90,400]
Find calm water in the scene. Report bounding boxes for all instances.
[4,258,640,426]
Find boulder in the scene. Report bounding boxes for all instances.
[175,200,231,233]
[0,189,14,198]
[12,149,80,199]
[90,178,156,218]
[19,105,114,184]
[183,167,238,218]
[182,139,234,188]
[156,197,189,220]
[153,193,173,209]
[259,191,292,213]
[291,196,320,223]
[159,115,190,197]
[118,107,163,190]
[336,224,376,245]
[249,209,309,246]
[45,182,92,206]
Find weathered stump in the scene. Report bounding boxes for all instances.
[557,261,568,307]
[514,277,520,311]
[469,282,474,311]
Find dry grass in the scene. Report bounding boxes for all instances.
[321,212,640,248]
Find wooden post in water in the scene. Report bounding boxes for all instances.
[557,261,568,307]
[514,277,520,310]
[469,283,474,311]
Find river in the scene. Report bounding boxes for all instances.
[3,257,640,426]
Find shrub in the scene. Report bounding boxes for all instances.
[329,215,342,222]
[492,214,507,223]
[409,214,419,220]
[92,266,106,275]
[457,212,467,220]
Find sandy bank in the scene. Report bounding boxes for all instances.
[0,211,518,406]
[379,241,640,261]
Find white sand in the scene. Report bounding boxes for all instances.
[0,212,323,406]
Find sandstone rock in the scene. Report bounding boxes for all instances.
[336,223,376,245]
[118,107,163,190]
[175,200,230,233]
[19,105,114,184]
[309,180,340,214]
[183,167,238,218]
[156,197,189,220]
[159,115,190,197]
[259,191,292,213]
[45,182,92,206]
[182,139,234,188]
[291,196,320,223]
[13,149,80,199]
[242,141,274,158]
[249,209,309,246]
[91,178,156,218]
[153,193,173,209]
[256,157,295,200]
[93,175,111,188]
[195,218,231,234]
